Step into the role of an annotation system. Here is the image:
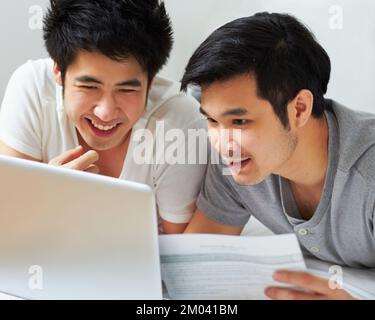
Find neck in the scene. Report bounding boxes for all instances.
[276,114,329,190]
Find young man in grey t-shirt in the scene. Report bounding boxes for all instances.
[181,13,375,300]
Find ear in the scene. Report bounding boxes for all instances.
[53,62,63,86]
[287,89,314,129]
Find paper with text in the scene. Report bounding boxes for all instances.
[159,233,306,300]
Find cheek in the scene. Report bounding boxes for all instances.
[207,127,219,147]
[237,130,279,165]
[257,134,292,168]
[64,103,85,123]
[118,94,146,119]
[64,91,96,118]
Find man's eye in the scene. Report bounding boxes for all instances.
[232,119,249,126]
[206,117,217,124]
[118,89,137,93]
[78,85,97,90]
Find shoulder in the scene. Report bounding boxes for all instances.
[146,76,205,131]
[12,58,55,89]
[330,100,375,181]
[6,58,56,105]
[352,145,375,188]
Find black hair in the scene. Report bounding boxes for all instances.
[43,0,173,83]
[181,12,331,127]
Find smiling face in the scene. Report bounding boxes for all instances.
[201,73,299,185]
[55,50,149,151]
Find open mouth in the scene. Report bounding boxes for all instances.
[228,157,252,170]
[85,118,121,138]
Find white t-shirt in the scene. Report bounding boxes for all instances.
[0,59,207,224]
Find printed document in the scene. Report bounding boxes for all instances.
[159,233,306,300]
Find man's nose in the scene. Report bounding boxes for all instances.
[93,95,119,121]
[211,128,242,158]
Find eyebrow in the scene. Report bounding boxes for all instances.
[199,107,209,116]
[75,76,142,87]
[199,107,248,117]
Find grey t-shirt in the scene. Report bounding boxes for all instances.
[197,100,375,268]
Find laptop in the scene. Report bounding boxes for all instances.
[0,155,162,300]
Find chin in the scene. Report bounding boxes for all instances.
[80,128,125,151]
[89,140,118,151]
[232,173,266,186]
[79,134,111,151]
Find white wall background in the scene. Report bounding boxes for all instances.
[0,0,374,113]
[0,0,49,98]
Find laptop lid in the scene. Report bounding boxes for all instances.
[0,155,162,300]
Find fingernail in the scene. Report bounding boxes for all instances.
[264,288,272,297]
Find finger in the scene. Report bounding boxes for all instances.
[84,164,100,174]
[66,150,99,171]
[273,270,333,295]
[49,146,84,166]
[265,286,324,300]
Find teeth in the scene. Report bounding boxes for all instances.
[90,120,118,131]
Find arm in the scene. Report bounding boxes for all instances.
[0,140,40,162]
[161,219,188,234]
[152,121,207,234]
[154,159,205,234]
[0,140,100,173]
[184,208,243,235]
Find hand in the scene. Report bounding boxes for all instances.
[265,270,357,300]
[49,145,99,174]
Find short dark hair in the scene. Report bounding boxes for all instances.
[181,12,331,127]
[43,0,173,82]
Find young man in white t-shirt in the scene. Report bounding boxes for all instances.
[0,0,206,234]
